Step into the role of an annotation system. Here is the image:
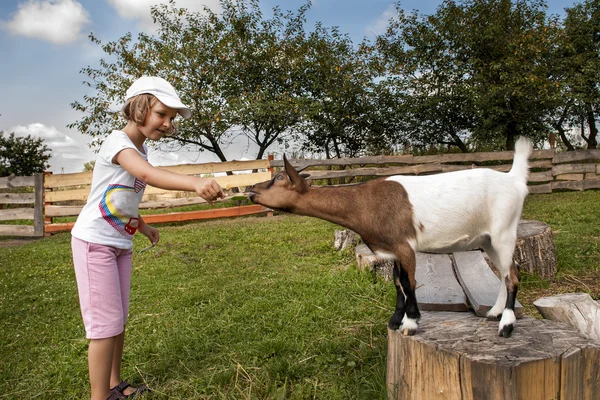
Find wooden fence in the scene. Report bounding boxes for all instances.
[274,148,600,194]
[1,147,600,237]
[0,159,274,237]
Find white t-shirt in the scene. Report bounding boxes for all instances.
[71,130,148,249]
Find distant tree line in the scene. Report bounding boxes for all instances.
[69,0,600,161]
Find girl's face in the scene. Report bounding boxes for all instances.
[139,99,178,141]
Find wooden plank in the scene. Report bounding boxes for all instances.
[552,180,600,191]
[415,253,468,311]
[553,149,600,164]
[0,175,34,189]
[555,173,584,181]
[528,183,552,194]
[552,163,598,176]
[452,251,522,317]
[0,192,35,205]
[0,224,36,237]
[44,172,271,203]
[44,193,253,217]
[44,204,272,233]
[0,208,34,221]
[44,171,92,188]
[43,160,272,188]
[159,159,270,175]
[306,164,443,179]
[271,155,415,169]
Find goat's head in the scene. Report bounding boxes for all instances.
[248,155,311,211]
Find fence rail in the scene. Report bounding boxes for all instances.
[2,148,600,237]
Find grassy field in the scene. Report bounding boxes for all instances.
[0,190,599,399]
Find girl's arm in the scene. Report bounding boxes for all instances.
[115,148,225,204]
[138,214,159,246]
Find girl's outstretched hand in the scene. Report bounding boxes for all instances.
[194,178,225,205]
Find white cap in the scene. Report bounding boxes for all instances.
[125,76,192,119]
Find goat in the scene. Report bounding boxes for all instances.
[248,137,533,338]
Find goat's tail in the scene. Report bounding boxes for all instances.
[509,136,533,183]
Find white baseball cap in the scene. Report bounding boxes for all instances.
[125,76,192,119]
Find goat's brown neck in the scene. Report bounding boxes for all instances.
[291,186,362,232]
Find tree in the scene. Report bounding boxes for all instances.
[0,131,51,177]
[550,0,600,149]
[378,0,558,151]
[296,24,381,159]
[69,0,311,162]
[83,160,95,172]
[377,4,476,152]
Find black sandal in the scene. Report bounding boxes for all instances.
[111,381,149,398]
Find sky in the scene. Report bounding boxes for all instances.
[0,0,577,174]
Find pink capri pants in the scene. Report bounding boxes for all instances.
[71,236,133,339]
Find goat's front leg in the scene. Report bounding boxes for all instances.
[393,246,421,335]
[388,261,406,330]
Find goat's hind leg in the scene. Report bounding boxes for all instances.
[484,243,520,338]
[388,261,406,330]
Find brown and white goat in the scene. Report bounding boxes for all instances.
[249,137,532,337]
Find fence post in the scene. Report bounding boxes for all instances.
[44,171,53,225]
[33,173,45,236]
[267,154,274,177]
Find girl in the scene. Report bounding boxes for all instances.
[71,76,224,400]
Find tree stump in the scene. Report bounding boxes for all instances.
[534,293,600,343]
[333,229,360,251]
[514,220,557,278]
[387,311,600,400]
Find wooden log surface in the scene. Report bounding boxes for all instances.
[515,220,557,278]
[534,293,600,343]
[453,251,523,318]
[387,311,600,400]
[414,253,468,311]
[355,245,468,311]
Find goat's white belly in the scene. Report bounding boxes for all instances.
[415,232,490,253]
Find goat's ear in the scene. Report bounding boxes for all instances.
[283,154,309,190]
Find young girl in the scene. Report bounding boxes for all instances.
[71,76,224,400]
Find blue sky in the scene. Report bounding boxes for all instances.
[0,0,575,173]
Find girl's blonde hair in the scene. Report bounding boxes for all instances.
[121,94,178,135]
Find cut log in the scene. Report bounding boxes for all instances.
[355,246,468,311]
[453,251,523,318]
[414,253,468,312]
[534,293,600,343]
[514,220,557,278]
[387,311,600,400]
[355,244,394,281]
[333,229,360,251]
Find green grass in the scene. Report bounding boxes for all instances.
[1,190,599,399]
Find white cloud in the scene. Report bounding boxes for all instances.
[107,0,222,32]
[8,123,94,173]
[2,0,91,45]
[365,4,396,38]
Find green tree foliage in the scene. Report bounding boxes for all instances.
[82,160,95,172]
[69,0,311,161]
[551,0,600,149]
[296,25,387,158]
[0,131,51,177]
[378,0,560,151]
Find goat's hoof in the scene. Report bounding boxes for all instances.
[388,314,404,330]
[498,324,514,338]
[399,317,419,336]
[388,320,401,331]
